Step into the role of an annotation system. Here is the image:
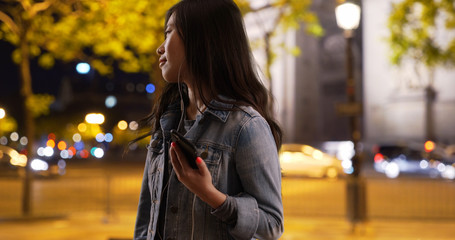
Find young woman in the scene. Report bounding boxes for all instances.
[134,0,283,239]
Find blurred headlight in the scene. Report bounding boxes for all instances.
[419,160,429,169]
[31,159,49,171]
[441,165,455,180]
[385,162,400,178]
[43,147,54,157]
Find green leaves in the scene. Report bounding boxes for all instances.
[0,0,179,75]
[387,0,455,68]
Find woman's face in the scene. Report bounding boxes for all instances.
[157,13,187,83]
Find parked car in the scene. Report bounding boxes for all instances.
[372,144,445,178]
[279,144,345,178]
[0,145,27,177]
[29,155,66,177]
[0,145,66,178]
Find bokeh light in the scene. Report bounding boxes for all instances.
[146,83,156,94]
[85,113,105,124]
[0,108,5,119]
[74,141,84,151]
[0,136,8,145]
[118,120,128,130]
[76,62,91,74]
[105,95,117,108]
[96,133,105,142]
[47,139,55,148]
[48,133,56,140]
[43,146,54,157]
[68,147,76,157]
[129,121,138,131]
[104,133,113,142]
[136,83,145,93]
[80,149,89,158]
[58,141,67,150]
[10,132,19,142]
[20,136,28,146]
[31,159,49,171]
[73,133,82,142]
[425,140,435,153]
[78,123,88,132]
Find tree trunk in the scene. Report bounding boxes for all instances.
[424,68,437,141]
[425,85,436,141]
[19,29,34,216]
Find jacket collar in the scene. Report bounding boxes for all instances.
[204,97,234,123]
[161,96,235,126]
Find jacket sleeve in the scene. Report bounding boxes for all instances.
[134,158,151,240]
[223,116,284,240]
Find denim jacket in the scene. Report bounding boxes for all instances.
[134,99,284,240]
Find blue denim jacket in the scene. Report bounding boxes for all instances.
[134,99,283,240]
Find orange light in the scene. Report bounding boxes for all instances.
[425,141,435,153]
[57,141,67,151]
[68,146,76,156]
[46,139,55,148]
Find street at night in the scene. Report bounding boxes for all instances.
[1,156,455,239]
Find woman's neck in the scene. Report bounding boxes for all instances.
[186,85,207,120]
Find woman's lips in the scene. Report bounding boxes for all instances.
[159,59,167,67]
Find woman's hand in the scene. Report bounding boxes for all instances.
[169,142,226,209]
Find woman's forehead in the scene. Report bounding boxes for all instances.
[166,13,176,28]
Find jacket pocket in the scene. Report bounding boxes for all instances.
[196,144,223,184]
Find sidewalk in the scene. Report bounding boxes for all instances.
[1,211,454,240]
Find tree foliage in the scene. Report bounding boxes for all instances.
[387,0,455,68]
[0,0,179,76]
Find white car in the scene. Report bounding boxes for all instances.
[279,144,345,178]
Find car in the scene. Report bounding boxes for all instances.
[0,145,27,177]
[372,144,442,178]
[0,145,66,178]
[29,155,66,177]
[279,143,345,178]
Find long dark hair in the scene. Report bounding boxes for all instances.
[139,0,282,148]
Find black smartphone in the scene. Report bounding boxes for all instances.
[170,129,198,169]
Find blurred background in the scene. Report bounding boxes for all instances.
[1,0,455,239]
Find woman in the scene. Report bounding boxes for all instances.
[134,0,283,239]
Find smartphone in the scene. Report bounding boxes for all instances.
[170,129,198,169]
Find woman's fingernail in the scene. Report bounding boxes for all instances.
[196,157,203,164]
[171,142,176,147]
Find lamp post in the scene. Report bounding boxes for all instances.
[335,1,366,227]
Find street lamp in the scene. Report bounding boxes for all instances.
[335,1,366,227]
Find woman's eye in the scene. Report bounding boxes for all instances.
[164,30,171,38]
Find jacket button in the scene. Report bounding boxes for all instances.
[153,199,159,204]
[170,206,178,213]
[201,151,208,159]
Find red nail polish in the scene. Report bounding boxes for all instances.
[196,157,203,164]
[171,142,176,147]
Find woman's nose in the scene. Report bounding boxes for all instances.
[157,45,164,55]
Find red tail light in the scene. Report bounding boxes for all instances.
[374,153,384,163]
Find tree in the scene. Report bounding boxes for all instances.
[0,0,178,216]
[387,0,455,140]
